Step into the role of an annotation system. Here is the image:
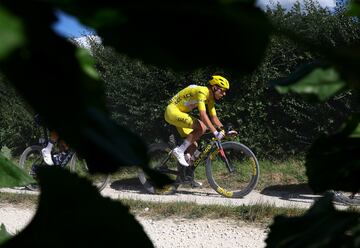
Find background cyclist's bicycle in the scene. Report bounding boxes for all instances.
[138,126,260,198]
[18,118,110,191]
[331,190,360,206]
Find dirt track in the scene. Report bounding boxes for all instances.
[0,181,335,248]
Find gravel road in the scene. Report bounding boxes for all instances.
[0,182,324,248]
[0,204,267,248]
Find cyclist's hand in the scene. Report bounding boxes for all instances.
[213,130,225,140]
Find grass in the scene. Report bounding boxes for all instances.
[11,148,308,192]
[0,191,305,226]
[192,158,307,191]
[257,159,307,190]
[121,199,306,226]
[0,192,38,208]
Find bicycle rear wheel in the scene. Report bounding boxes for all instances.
[68,154,110,192]
[138,142,178,195]
[206,141,260,198]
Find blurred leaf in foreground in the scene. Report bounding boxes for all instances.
[266,194,360,248]
[305,114,360,193]
[0,5,25,59]
[0,2,148,174]
[56,0,272,75]
[273,62,345,102]
[0,154,35,188]
[0,224,11,245]
[0,166,154,248]
[347,0,360,18]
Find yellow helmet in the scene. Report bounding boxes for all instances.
[209,75,230,90]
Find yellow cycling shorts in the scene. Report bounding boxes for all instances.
[164,104,195,137]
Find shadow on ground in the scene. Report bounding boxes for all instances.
[109,177,220,197]
[260,183,321,203]
[110,177,149,194]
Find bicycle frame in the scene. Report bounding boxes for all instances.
[193,138,233,174]
[157,133,237,177]
[193,140,214,167]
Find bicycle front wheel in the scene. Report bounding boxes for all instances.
[18,145,47,191]
[68,154,110,192]
[206,141,260,198]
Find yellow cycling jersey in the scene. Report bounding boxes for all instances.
[168,85,217,116]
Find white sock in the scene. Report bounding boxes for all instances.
[45,142,54,151]
[178,139,191,153]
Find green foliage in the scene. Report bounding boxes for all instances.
[0,146,11,160]
[275,66,346,102]
[0,6,25,59]
[0,0,271,246]
[57,1,272,74]
[264,1,360,247]
[88,14,359,159]
[2,0,358,160]
[0,1,152,175]
[0,76,36,154]
[79,0,359,160]
[305,114,360,193]
[0,225,11,245]
[1,0,360,247]
[348,0,360,17]
[88,41,184,141]
[255,0,360,157]
[0,154,35,188]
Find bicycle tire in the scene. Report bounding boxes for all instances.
[138,142,178,195]
[332,191,360,206]
[19,145,110,192]
[206,141,260,198]
[18,145,45,191]
[68,153,110,192]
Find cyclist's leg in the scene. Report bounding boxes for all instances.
[165,105,195,166]
[53,139,74,167]
[165,105,206,154]
[166,116,206,187]
[41,130,59,165]
[184,120,207,187]
[184,120,207,155]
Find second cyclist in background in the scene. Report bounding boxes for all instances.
[34,114,73,167]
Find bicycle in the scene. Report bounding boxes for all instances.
[138,126,260,198]
[18,117,110,191]
[331,191,360,206]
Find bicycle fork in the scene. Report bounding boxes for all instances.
[214,140,235,173]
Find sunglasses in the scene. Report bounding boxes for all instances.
[216,87,227,94]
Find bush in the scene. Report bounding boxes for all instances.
[86,1,360,160]
[1,0,359,159]
[0,75,37,155]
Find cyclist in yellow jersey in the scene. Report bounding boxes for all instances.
[165,75,232,186]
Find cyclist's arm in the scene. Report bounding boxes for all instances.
[199,110,217,133]
[210,114,224,130]
[207,100,223,130]
[197,89,220,133]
